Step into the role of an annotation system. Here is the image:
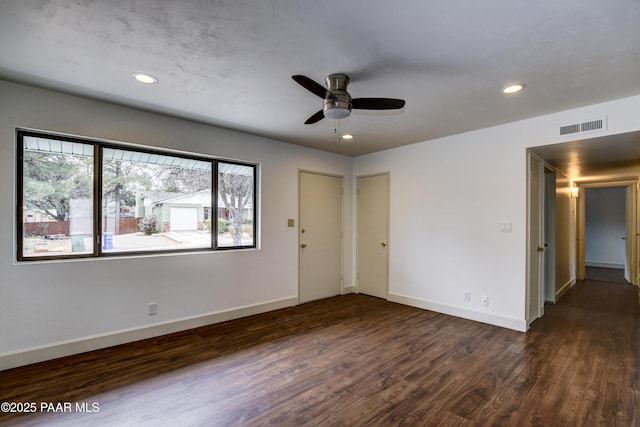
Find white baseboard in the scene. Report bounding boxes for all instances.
[585,261,624,269]
[0,296,298,371]
[388,292,527,332]
[556,277,576,302]
[342,284,356,294]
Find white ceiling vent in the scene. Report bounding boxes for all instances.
[559,117,607,137]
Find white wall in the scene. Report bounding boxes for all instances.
[585,186,626,267]
[553,172,576,300]
[0,80,353,369]
[353,94,640,331]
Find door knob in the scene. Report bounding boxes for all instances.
[380,242,387,247]
[300,243,307,248]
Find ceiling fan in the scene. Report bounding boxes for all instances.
[292,73,405,124]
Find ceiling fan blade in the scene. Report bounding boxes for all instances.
[292,75,333,99]
[351,98,405,110]
[304,110,325,124]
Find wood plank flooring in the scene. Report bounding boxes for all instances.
[585,266,628,284]
[1,277,638,426]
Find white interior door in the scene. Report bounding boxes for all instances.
[527,154,544,327]
[357,173,389,299]
[299,171,343,303]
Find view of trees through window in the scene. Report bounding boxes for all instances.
[218,162,255,247]
[21,138,95,257]
[19,132,256,260]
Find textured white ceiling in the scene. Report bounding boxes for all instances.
[1,0,640,159]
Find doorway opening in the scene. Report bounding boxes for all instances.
[527,130,640,324]
[577,181,637,286]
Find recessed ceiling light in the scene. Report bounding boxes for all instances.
[132,72,158,84]
[342,133,354,140]
[503,83,526,94]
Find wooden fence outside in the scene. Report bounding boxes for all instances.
[104,217,141,234]
[24,217,143,237]
[23,221,69,236]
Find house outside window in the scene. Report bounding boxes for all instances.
[17,130,257,260]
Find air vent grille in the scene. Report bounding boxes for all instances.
[560,124,581,135]
[581,119,603,132]
[558,117,607,136]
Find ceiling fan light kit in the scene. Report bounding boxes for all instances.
[323,74,352,119]
[292,73,405,125]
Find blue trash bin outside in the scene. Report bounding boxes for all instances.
[103,232,113,250]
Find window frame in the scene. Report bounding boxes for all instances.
[16,129,258,261]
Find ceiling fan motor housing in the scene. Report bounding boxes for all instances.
[323,73,351,119]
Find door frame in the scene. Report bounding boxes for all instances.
[298,169,344,303]
[576,180,638,285]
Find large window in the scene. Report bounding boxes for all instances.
[17,130,257,260]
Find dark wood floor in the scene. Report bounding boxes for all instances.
[585,266,628,284]
[1,276,639,426]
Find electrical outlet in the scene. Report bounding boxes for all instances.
[148,302,157,316]
[464,290,471,301]
[481,296,489,306]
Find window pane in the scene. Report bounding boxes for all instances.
[101,148,212,252]
[22,136,94,258]
[217,162,255,247]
